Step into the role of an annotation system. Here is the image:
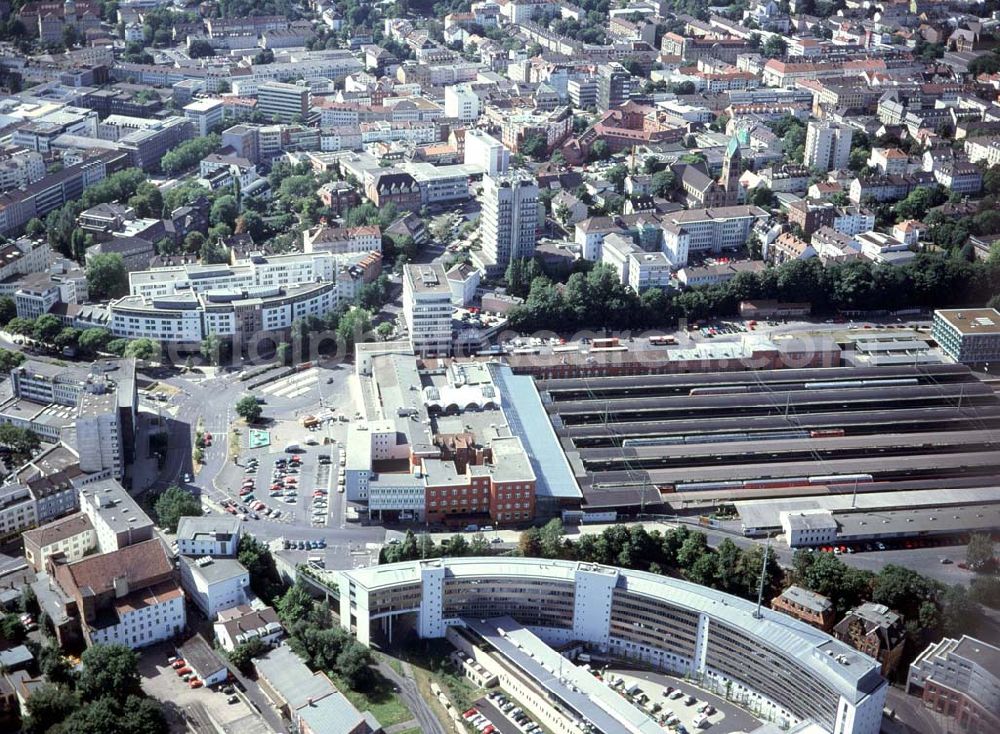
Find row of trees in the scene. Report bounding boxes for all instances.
[506,251,1000,334]
[24,644,167,734]
[0,308,162,362]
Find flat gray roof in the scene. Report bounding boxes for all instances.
[736,487,1000,530]
[489,363,581,499]
[464,616,663,734]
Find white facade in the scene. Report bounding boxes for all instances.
[338,558,888,734]
[176,517,242,557]
[660,207,766,267]
[464,128,509,177]
[805,120,853,172]
[403,263,453,357]
[628,251,672,291]
[480,171,539,274]
[88,587,186,650]
[184,99,224,136]
[0,149,45,191]
[0,485,37,541]
[180,556,250,619]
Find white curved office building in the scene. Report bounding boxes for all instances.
[337,557,887,734]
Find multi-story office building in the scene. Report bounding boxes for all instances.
[0,149,45,192]
[50,538,185,650]
[479,170,539,276]
[257,81,310,122]
[0,484,36,543]
[78,478,154,553]
[568,76,599,109]
[597,62,633,112]
[933,308,1000,365]
[22,513,96,572]
[444,83,481,123]
[337,557,887,734]
[464,128,510,177]
[185,98,225,136]
[179,556,250,619]
[804,120,853,172]
[176,516,242,557]
[660,206,768,267]
[906,635,999,734]
[403,263,453,357]
[117,117,195,172]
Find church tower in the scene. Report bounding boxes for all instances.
[721,135,742,205]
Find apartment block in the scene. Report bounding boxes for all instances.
[403,263,453,357]
[479,170,539,276]
[804,120,853,172]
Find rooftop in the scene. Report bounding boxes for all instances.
[935,308,1000,336]
[22,512,93,549]
[181,556,249,585]
[779,585,833,614]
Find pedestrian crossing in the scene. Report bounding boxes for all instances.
[259,368,319,399]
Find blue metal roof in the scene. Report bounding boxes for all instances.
[488,363,582,500]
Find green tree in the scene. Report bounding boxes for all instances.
[0,296,14,325]
[651,169,676,197]
[227,637,268,673]
[518,526,542,556]
[123,338,160,361]
[539,518,565,558]
[276,582,314,625]
[336,307,371,347]
[762,35,788,58]
[336,642,375,689]
[520,132,548,161]
[153,485,202,532]
[443,534,469,556]
[235,395,262,423]
[78,327,111,355]
[967,533,995,571]
[23,683,79,734]
[86,253,129,300]
[0,346,25,372]
[127,182,163,218]
[210,194,239,229]
[0,424,41,458]
[78,644,142,701]
[161,134,221,175]
[237,534,282,602]
[188,38,215,58]
[588,139,611,162]
[33,313,63,344]
[25,218,46,238]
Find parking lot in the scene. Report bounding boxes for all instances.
[139,644,263,733]
[605,669,760,733]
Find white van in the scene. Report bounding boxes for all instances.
[693,713,709,728]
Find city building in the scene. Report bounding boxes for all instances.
[660,206,768,267]
[48,538,185,650]
[403,263,453,357]
[906,635,999,734]
[597,62,634,112]
[804,120,853,172]
[175,516,242,557]
[772,585,835,631]
[179,556,250,619]
[932,308,1000,365]
[254,645,381,732]
[337,557,887,734]
[444,83,481,123]
[183,98,224,137]
[176,634,229,688]
[478,170,539,276]
[257,81,310,122]
[833,603,907,678]
[22,512,96,573]
[78,478,154,553]
[214,604,284,652]
[464,128,509,177]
